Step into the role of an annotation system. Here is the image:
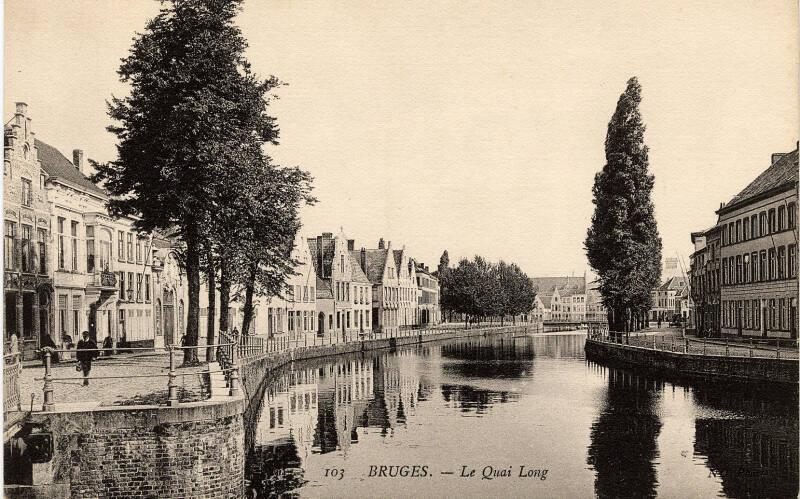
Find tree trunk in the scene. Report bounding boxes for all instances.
[241,264,257,335]
[206,254,216,362]
[219,257,230,333]
[183,232,201,366]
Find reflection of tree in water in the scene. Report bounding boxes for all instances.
[695,418,798,499]
[440,383,517,415]
[440,337,534,379]
[246,437,306,498]
[587,368,663,499]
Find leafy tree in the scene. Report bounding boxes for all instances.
[585,77,662,333]
[92,0,283,362]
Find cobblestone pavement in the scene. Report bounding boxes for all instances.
[17,352,209,411]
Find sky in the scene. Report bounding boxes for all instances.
[4,0,798,278]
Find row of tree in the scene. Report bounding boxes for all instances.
[437,252,536,325]
[92,0,315,363]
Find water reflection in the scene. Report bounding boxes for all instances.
[245,333,798,498]
[587,368,663,499]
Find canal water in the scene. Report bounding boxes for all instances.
[244,332,798,498]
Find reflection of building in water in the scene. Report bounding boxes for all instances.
[695,418,798,498]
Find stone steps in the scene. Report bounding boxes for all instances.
[206,362,230,400]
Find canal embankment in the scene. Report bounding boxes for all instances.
[584,337,798,386]
[5,324,532,499]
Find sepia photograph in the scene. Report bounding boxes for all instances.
[2,0,798,497]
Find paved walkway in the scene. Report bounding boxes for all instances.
[16,352,209,411]
[617,328,798,359]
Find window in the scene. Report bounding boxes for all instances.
[769,299,776,330]
[779,298,786,330]
[778,246,786,279]
[311,287,315,302]
[21,178,32,207]
[768,248,776,280]
[728,223,734,244]
[340,254,345,271]
[788,203,796,229]
[735,220,741,242]
[742,219,749,240]
[72,295,81,337]
[303,286,308,303]
[86,226,96,273]
[20,225,32,273]
[58,217,66,269]
[127,233,133,262]
[119,271,126,298]
[759,251,767,282]
[789,245,797,278]
[778,206,786,231]
[768,209,776,234]
[4,221,15,270]
[127,272,134,300]
[58,294,68,335]
[743,254,750,282]
[751,252,758,282]
[71,221,78,270]
[135,237,142,264]
[750,215,758,238]
[735,255,742,284]
[118,231,124,262]
[37,228,46,274]
[145,275,151,301]
[760,212,767,236]
[136,273,142,301]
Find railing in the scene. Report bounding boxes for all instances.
[4,352,22,415]
[591,330,798,360]
[29,323,550,412]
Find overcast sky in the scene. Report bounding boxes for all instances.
[5,0,798,278]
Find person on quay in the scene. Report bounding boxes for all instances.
[40,333,59,364]
[102,333,114,356]
[76,331,98,387]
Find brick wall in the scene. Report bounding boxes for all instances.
[22,401,245,499]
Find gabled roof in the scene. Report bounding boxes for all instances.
[392,249,403,271]
[720,148,798,213]
[361,249,389,283]
[658,276,687,291]
[348,251,370,284]
[531,276,585,295]
[35,139,106,196]
[538,294,553,308]
[307,236,335,279]
[315,276,333,300]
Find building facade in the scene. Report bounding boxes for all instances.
[689,226,721,336]
[3,103,54,359]
[649,276,689,323]
[414,263,440,326]
[717,149,798,339]
[531,276,598,323]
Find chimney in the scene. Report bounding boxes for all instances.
[73,149,86,175]
[316,235,324,277]
[378,238,385,249]
[772,153,786,165]
[15,102,28,116]
[347,239,355,251]
[360,247,366,272]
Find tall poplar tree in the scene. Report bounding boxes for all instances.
[92,0,282,361]
[585,77,662,332]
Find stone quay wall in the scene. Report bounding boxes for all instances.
[584,338,798,385]
[8,325,526,499]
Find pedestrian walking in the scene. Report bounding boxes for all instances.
[76,331,98,387]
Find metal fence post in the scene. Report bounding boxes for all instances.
[168,346,179,407]
[42,350,55,412]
